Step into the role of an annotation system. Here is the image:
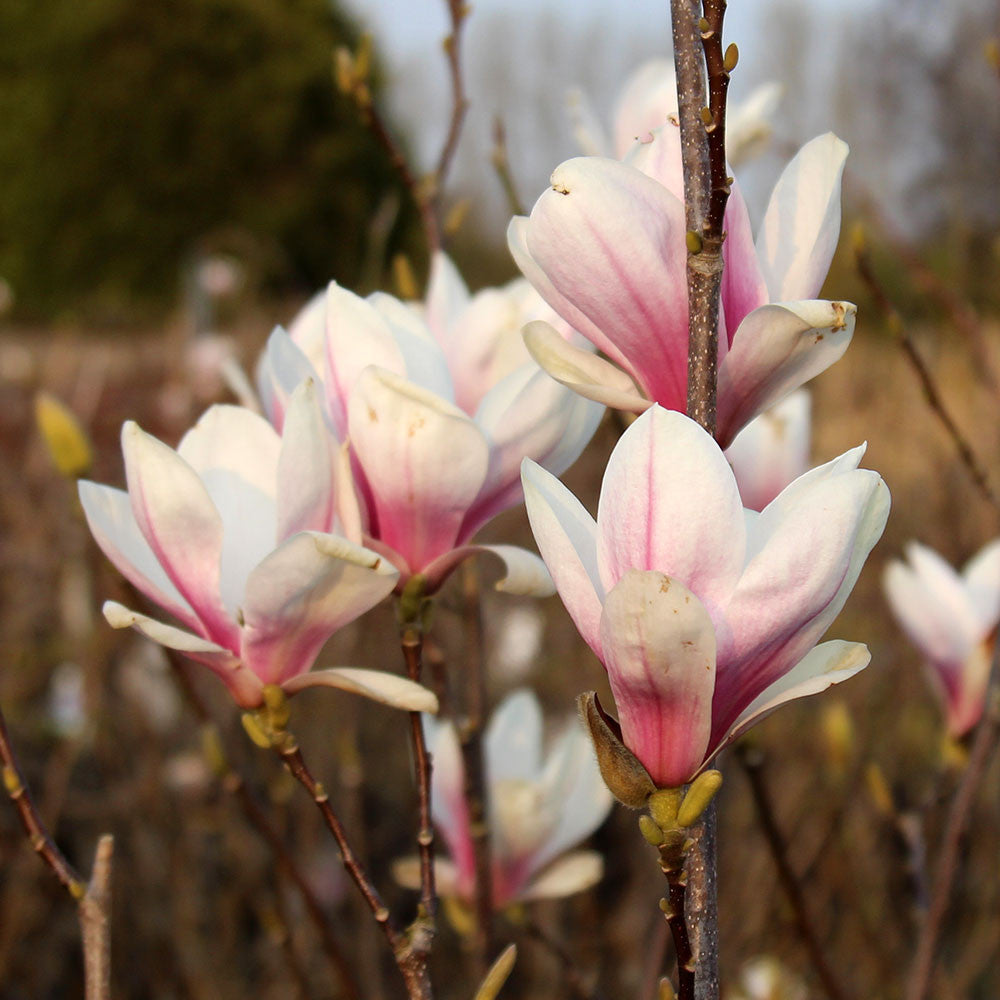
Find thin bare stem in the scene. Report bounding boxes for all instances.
[737,747,851,1000]
[683,806,718,1000]
[854,242,999,510]
[905,640,1000,1000]
[79,834,114,1000]
[491,116,525,217]
[434,0,470,194]
[659,841,696,1000]
[459,562,495,973]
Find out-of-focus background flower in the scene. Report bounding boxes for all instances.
[1,0,998,997]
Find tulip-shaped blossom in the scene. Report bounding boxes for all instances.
[396,690,613,907]
[80,382,435,712]
[725,390,811,512]
[510,126,854,448]
[570,57,781,165]
[257,254,602,593]
[522,406,889,789]
[884,540,1000,739]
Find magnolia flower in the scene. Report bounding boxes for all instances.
[257,254,602,593]
[510,127,853,448]
[396,690,613,907]
[569,57,781,165]
[522,406,889,789]
[884,540,1000,739]
[80,382,435,713]
[730,956,808,1000]
[725,390,811,512]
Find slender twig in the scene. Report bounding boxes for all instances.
[854,242,999,510]
[737,747,851,1000]
[401,627,438,928]
[659,840,696,1000]
[433,0,470,196]
[682,806,718,1000]
[491,116,525,217]
[459,562,495,973]
[905,640,1000,1000]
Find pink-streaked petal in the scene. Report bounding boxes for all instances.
[485,689,544,783]
[276,380,335,540]
[102,600,261,707]
[963,539,1000,632]
[521,459,604,657]
[348,368,489,573]
[596,406,745,614]
[725,390,811,512]
[518,851,604,902]
[79,481,199,632]
[522,320,650,413]
[335,439,365,545]
[240,531,398,685]
[256,326,321,431]
[282,667,438,712]
[523,157,690,409]
[942,641,992,739]
[599,570,716,789]
[424,251,470,351]
[121,421,236,647]
[613,58,679,158]
[720,182,771,340]
[422,544,555,598]
[710,640,870,759]
[904,543,986,640]
[423,718,475,895]
[716,300,856,448]
[508,216,635,377]
[756,133,849,301]
[624,119,684,201]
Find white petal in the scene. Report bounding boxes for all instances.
[424,251,470,348]
[283,666,438,712]
[392,857,460,897]
[963,539,1000,632]
[256,326,321,430]
[518,850,604,901]
[485,689,544,784]
[422,543,555,598]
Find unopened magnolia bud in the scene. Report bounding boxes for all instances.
[444,199,470,237]
[686,230,703,254]
[864,762,894,817]
[723,43,739,72]
[35,392,93,478]
[333,48,355,94]
[473,943,517,1000]
[648,788,682,829]
[639,814,664,846]
[677,770,723,827]
[241,712,273,749]
[659,977,677,1000]
[393,254,419,301]
[578,691,656,808]
[700,107,714,126]
[398,573,429,625]
[262,684,290,729]
[821,700,854,778]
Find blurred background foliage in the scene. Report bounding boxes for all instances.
[0,0,420,321]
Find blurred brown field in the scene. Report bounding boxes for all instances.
[0,283,998,998]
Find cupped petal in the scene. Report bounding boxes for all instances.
[256,326,321,430]
[240,531,398,685]
[348,368,490,573]
[521,459,604,656]
[596,406,746,613]
[485,689,544,784]
[709,640,870,759]
[716,300,855,448]
[963,539,1000,631]
[79,481,199,632]
[102,600,262,707]
[424,251,470,350]
[286,289,328,371]
[518,850,604,902]
[523,320,650,413]
[121,421,236,647]
[624,119,684,201]
[756,133,849,301]
[282,667,438,713]
[720,183,771,339]
[421,544,555,598]
[276,379,335,540]
[599,570,717,789]
[523,157,690,409]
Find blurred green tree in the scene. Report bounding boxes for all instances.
[0,0,416,319]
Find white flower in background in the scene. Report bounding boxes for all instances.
[725,390,811,512]
[80,382,435,714]
[257,253,603,594]
[396,690,614,908]
[884,539,1000,739]
[569,57,781,164]
[728,956,808,1000]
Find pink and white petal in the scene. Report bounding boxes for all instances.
[256,326,321,431]
[624,120,684,200]
[599,570,717,789]
[424,251,470,350]
[79,481,200,632]
[756,133,849,301]
[716,300,855,448]
[122,421,236,646]
[883,560,976,666]
[905,543,982,640]
[334,439,365,545]
[461,362,604,535]
[178,404,281,500]
[485,689,544,784]
[422,544,555,598]
[720,183,771,339]
[716,470,889,739]
[596,406,745,612]
[102,600,261,707]
[240,531,398,686]
[521,459,605,656]
[710,640,870,759]
[282,667,437,712]
[518,851,604,902]
[287,289,328,371]
[725,82,782,165]
[948,641,992,738]
[613,58,679,158]
[524,157,690,409]
[963,538,1000,631]
[276,379,335,540]
[347,368,489,573]
[522,320,650,413]
[507,216,635,377]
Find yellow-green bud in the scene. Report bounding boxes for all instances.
[723,43,739,72]
[686,230,703,254]
[35,392,93,478]
[241,712,273,750]
[648,788,682,829]
[659,977,677,1000]
[639,814,664,846]
[677,770,723,827]
[473,943,517,1000]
